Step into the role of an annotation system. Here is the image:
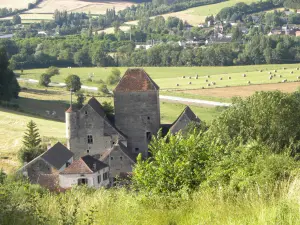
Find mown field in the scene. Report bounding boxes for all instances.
[0,0,34,9]
[17,64,300,101]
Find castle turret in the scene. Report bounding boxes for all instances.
[65,106,78,150]
[113,68,160,158]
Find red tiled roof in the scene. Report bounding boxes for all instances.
[66,107,73,113]
[60,158,93,174]
[114,68,159,92]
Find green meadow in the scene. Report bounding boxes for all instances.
[17,64,300,89]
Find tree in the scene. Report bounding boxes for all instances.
[102,101,114,116]
[0,47,20,101]
[65,75,81,92]
[106,68,121,85]
[46,66,60,76]
[98,83,110,95]
[133,131,209,194]
[12,14,21,25]
[208,91,300,154]
[284,0,300,9]
[18,120,44,163]
[0,169,6,184]
[39,73,51,87]
[75,91,86,109]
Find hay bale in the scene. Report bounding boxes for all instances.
[291,71,294,74]
[220,77,223,80]
[282,79,287,83]
[297,68,299,70]
[279,75,282,78]
[269,76,272,80]
[182,76,185,78]
[195,77,198,79]
[188,82,192,85]
[207,83,210,87]
[176,84,179,86]
[205,79,208,82]
[243,74,246,77]
[260,70,262,72]
[207,75,210,78]
[228,76,231,79]
[189,76,191,79]
[297,76,300,79]
[283,67,286,70]
[248,81,251,84]
[274,70,277,72]
[269,72,272,75]
[202,87,204,89]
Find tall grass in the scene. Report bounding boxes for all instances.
[3,176,300,225]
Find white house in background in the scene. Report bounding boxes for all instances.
[59,155,109,189]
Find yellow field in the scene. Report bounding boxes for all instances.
[26,0,135,14]
[0,0,34,9]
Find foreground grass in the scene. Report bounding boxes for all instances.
[3,177,300,225]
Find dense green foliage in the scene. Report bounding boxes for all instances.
[0,47,20,101]
[18,120,44,163]
[216,0,283,21]
[106,68,121,85]
[46,66,60,76]
[39,73,51,87]
[65,75,81,92]
[133,91,300,194]
[284,0,300,9]
[75,91,86,109]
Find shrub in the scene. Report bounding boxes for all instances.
[46,66,60,76]
[39,73,51,87]
[98,83,110,95]
[106,68,121,85]
[65,75,81,92]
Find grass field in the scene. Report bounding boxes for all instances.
[26,0,135,14]
[17,64,300,101]
[0,108,65,173]
[0,0,34,9]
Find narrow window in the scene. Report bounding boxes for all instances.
[103,172,108,180]
[98,175,101,184]
[147,116,150,120]
[87,135,93,144]
[110,156,114,160]
[84,111,88,116]
[120,156,123,161]
[146,132,152,141]
[87,149,90,154]
[135,148,139,152]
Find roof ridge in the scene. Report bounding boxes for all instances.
[79,158,94,173]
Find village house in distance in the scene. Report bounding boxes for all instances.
[20,68,201,190]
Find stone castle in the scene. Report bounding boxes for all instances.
[65,68,200,178]
[20,68,201,189]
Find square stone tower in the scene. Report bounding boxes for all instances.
[113,68,160,158]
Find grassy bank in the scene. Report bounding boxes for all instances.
[2,177,300,225]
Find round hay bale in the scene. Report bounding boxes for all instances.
[228,76,231,79]
[274,70,277,72]
[220,77,223,80]
[269,72,272,75]
[189,76,191,79]
[207,83,210,87]
[243,74,246,77]
[269,76,272,80]
[182,76,185,78]
[283,67,286,70]
[207,75,210,78]
[195,77,198,79]
[297,68,299,70]
[260,70,262,72]
[297,76,300,79]
[202,87,204,89]
[248,81,251,84]
[176,84,179,86]
[205,79,208,82]
[188,82,192,85]
[279,75,282,78]
[291,71,294,74]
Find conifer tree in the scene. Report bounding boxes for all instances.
[23,120,41,149]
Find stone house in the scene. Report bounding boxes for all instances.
[65,68,200,181]
[19,142,74,183]
[59,155,109,189]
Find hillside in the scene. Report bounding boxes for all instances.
[0,0,35,9]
